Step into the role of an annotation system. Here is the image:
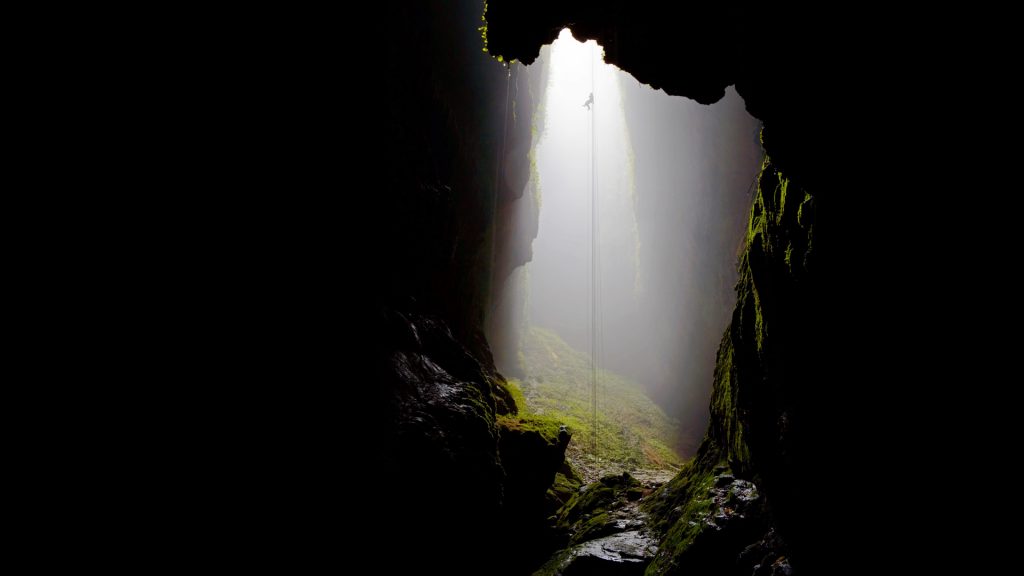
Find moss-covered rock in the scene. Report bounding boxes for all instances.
[558,484,615,529]
[497,410,574,570]
[519,154,806,576]
[573,512,616,543]
[557,473,642,541]
[645,470,765,574]
[546,463,584,516]
[537,471,661,574]
[517,327,682,470]
[640,158,811,573]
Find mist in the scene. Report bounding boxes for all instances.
[489,29,762,456]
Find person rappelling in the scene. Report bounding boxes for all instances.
[583,92,594,110]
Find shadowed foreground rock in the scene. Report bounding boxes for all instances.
[535,472,664,575]
[535,531,659,576]
[372,307,571,574]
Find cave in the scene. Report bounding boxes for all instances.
[352,1,977,573]
[113,2,992,574]
[358,2,914,573]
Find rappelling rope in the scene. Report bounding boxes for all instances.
[589,42,600,458]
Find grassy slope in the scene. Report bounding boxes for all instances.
[509,326,681,473]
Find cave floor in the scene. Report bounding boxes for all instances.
[566,444,678,486]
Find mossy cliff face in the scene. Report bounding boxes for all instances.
[640,158,811,574]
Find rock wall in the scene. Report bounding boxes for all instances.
[640,158,813,574]
[371,308,562,574]
[365,2,560,573]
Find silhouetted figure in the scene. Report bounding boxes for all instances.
[558,425,572,448]
[583,92,593,110]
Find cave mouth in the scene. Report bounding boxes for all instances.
[488,28,763,481]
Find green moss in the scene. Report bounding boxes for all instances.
[478,2,489,53]
[517,326,681,469]
[646,475,718,572]
[643,155,814,572]
[573,512,613,543]
[644,460,709,526]
[546,466,584,516]
[553,469,582,493]
[497,411,565,444]
[557,484,614,527]
[527,60,547,212]
[707,329,750,469]
[638,460,725,574]
[505,378,528,413]
[548,470,582,503]
[456,373,498,431]
[775,174,789,226]
[478,2,508,62]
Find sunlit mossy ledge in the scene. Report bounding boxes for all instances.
[504,326,682,472]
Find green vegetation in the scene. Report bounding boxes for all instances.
[496,411,563,444]
[645,463,719,570]
[526,48,548,213]
[511,326,681,472]
[504,377,528,414]
[706,328,750,470]
[478,3,489,54]
[549,469,582,502]
[643,154,813,573]
[554,472,642,545]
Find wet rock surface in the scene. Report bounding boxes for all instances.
[371,308,574,575]
[536,472,672,575]
[535,531,658,576]
[499,415,575,569]
[643,465,791,575]
[372,310,507,565]
[546,462,585,516]
[739,529,793,576]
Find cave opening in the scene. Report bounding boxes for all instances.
[487,28,762,483]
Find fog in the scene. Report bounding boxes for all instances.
[492,30,762,455]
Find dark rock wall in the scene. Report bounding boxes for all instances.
[382,0,509,341]
[370,307,562,572]
[485,53,549,378]
[381,0,544,367]
[371,309,507,557]
[366,2,554,573]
